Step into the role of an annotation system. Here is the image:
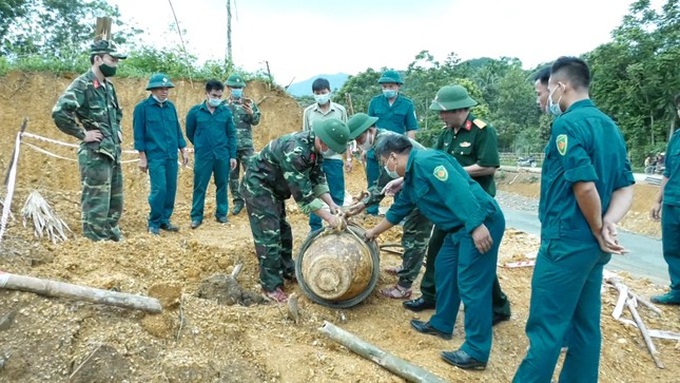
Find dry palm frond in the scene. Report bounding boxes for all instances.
[21,190,72,243]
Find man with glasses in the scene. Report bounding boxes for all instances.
[403,85,512,327]
[52,40,127,241]
[185,79,238,229]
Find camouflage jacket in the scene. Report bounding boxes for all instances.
[363,128,426,208]
[246,131,328,214]
[226,97,261,150]
[52,69,123,161]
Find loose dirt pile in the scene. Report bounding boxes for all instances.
[1,73,679,382]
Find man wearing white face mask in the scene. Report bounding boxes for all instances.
[302,78,349,232]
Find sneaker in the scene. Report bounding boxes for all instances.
[264,287,288,303]
[190,220,202,229]
[148,227,160,236]
[160,222,180,232]
[379,285,412,299]
[650,292,680,305]
[216,216,229,224]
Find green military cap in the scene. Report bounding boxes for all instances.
[312,118,350,154]
[429,85,478,111]
[146,73,175,90]
[90,40,127,59]
[225,73,246,88]
[347,113,378,140]
[377,70,403,84]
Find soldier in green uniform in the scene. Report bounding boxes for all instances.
[346,113,433,299]
[365,134,505,370]
[52,40,127,241]
[224,73,260,216]
[364,70,419,215]
[650,93,680,305]
[513,57,635,383]
[242,118,350,303]
[185,79,237,229]
[133,73,189,235]
[403,85,511,325]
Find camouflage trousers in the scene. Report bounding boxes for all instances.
[78,149,123,241]
[229,147,254,206]
[396,208,433,289]
[242,178,294,292]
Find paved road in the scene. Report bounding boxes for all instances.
[502,208,669,287]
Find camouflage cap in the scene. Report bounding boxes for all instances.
[312,118,350,154]
[225,73,246,88]
[90,40,127,59]
[347,113,378,140]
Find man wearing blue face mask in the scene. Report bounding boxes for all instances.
[185,79,238,229]
[513,57,635,383]
[365,70,419,215]
[302,78,349,233]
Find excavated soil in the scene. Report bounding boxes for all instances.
[1,72,679,382]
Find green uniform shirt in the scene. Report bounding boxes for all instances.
[368,94,419,135]
[385,149,500,233]
[226,97,261,150]
[434,113,500,196]
[246,131,329,214]
[539,99,635,241]
[132,97,186,160]
[185,102,237,160]
[51,69,123,161]
[663,129,680,206]
[363,129,424,207]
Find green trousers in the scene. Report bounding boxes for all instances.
[419,226,511,317]
[229,147,253,206]
[191,156,230,222]
[662,204,680,294]
[428,211,505,362]
[396,208,433,289]
[78,149,122,241]
[513,238,611,383]
[147,157,178,229]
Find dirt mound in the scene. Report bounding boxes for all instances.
[1,73,679,382]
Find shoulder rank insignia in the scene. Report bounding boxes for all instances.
[459,141,471,148]
[556,134,568,156]
[433,165,448,181]
[472,119,487,129]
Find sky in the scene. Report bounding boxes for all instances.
[108,0,655,90]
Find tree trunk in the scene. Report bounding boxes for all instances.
[0,272,162,313]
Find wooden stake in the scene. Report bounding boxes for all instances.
[95,17,112,41]
[627,298,664,369]
[319,321,449,383]
[0,272,162,313]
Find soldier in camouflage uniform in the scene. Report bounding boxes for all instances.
[243,118,350,303]
[51,40,127,241]
[346,113,433,299]
[224,73,260,216]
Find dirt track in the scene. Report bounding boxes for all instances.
[1,72,679,382]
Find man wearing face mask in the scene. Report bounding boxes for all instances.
[513,57,634,383]
[346,113,433,299]
[302,78,349,232]
[364,70,419,215]
[52,40,127,241]
[132,73,189,235]
[402,85,511,326]
[242,118,350,302]
[185,79,238,229]
[225,73,261,216]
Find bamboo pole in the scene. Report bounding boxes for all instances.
[319,321,448,383]
[626,298,664,369]
[0,272,162,313]
[0,119,28,244]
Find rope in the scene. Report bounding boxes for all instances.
[0,132,23,244]
[23,142,78,162]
